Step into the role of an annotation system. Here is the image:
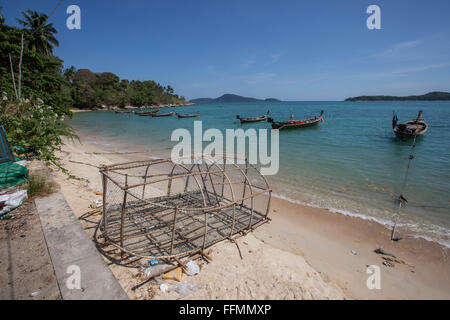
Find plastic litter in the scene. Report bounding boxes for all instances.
[91,210,101,216]
[170,280,198,299]
[90,199,103,208]
[141,264,170,278]
[162,267,183,282]
[159,283,168,293]
[184,260,200,276]
[0,163,29,189]
[30,290,40,297]
[0,189,28,217]
[149,259,158,266]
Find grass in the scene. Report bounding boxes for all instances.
[26,171,58,198]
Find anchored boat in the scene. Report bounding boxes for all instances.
[151,111,174,117]
[268,110,324,129]
[176,112,199,118]
[135,109,160,116]
[392,110,428,140]
[236,110,270,123]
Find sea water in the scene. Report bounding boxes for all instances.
[69,101,450,247]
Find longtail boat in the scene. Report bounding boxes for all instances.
[236,110,270,123]
[176,112,199,118]
[268,110,324,129]
[115,110,133,114]
[135,109,160,116]
[392,110,428,140]
[151,111,174,117]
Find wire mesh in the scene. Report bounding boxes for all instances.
[99,154,272,259]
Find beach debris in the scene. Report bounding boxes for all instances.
[350,249,358,255]
[141,264,170,278]
[382,256,408,266]
[149,259,158,266]
[374,247,396,258]
[90,199,103,209]
[184,260,200,276]
[0,189,28,217]
[91,210,101,216]
[0,214,13,221]
[162,267,183,282]
[170,280,198,299]
[159,283,169,293]
[382,260,395,268]
[228,237,243,259]
[30,290,40,297]
[95,191,102,195]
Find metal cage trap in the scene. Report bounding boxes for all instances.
[98,154,272,260]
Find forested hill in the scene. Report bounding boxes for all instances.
[345,91,450,101]
[190,94,281,103]
[67,68,187,109]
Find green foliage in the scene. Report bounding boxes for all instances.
[17,10,59,56]
[345,91,450,102]
[67,68,187,109]
[0,6,4,25]
[0,23,70,116]
[0,93,77,170]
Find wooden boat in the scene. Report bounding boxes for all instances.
[236,111,270,123]
[135,109,160,116]
[267,110,324,129]
[176,112,199,118]
[115,110,133,114]
[151,111,174,117]
[392,110,428,140]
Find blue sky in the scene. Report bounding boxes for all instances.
[3,0,450,100]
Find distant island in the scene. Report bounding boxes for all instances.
[345,91,450,102]
[190,94,281,103]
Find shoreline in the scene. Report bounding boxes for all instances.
[70,102,196,113]
[73,123,450,250]
[52,133,450,299]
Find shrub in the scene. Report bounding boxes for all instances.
[0,92,77,172]
[26,171,58,197]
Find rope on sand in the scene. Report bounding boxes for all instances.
[68,160,100,168]
[391,135,418,241]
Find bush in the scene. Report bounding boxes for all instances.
[26,171,58,197]
[0,92,77,171]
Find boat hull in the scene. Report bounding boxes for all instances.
[271,119,321,129]
[151,111,174,117]
[269,111,324,130]
[239,116,268,123]
[176,113,199,118]
[393,120,428,140]
[237,111,270,123]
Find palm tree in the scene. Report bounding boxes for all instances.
[17,10,59,56]
[64,66,77,83]
[0,6,5,24]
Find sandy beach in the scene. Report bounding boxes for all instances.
[50,136,450,300]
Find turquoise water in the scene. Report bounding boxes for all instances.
[69,101,450,247]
